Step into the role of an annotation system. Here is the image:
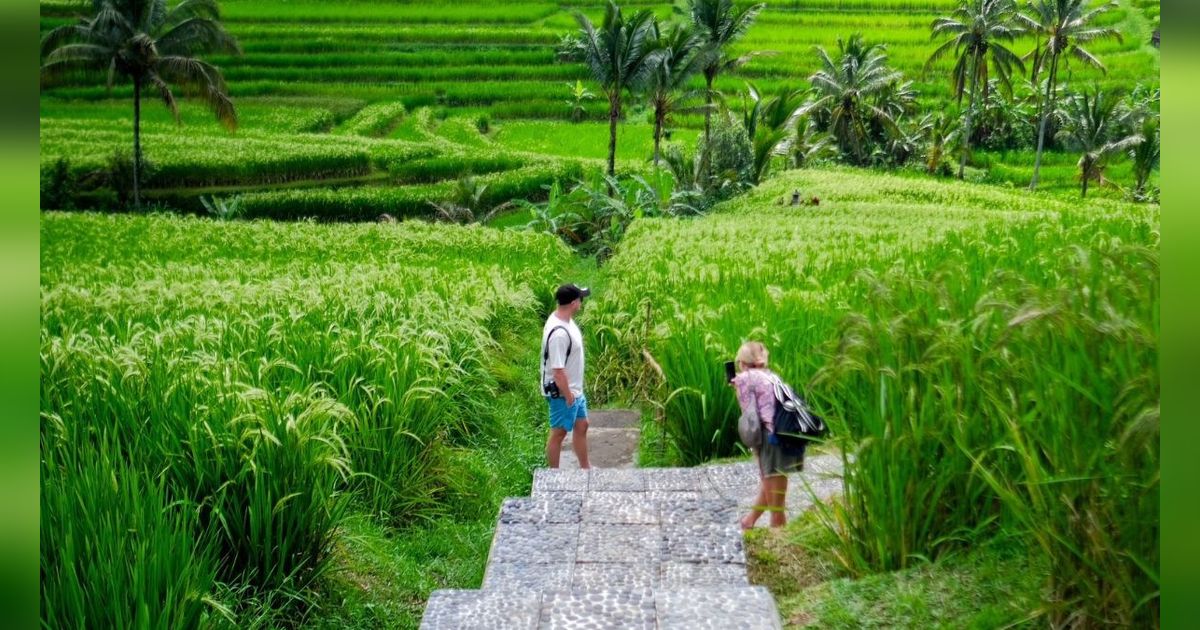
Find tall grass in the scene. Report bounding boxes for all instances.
[589,168,1158,625]
[40,213,573,624]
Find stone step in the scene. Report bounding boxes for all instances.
[557,427,640,469]
[420,586,783,629]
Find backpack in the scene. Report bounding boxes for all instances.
[769,374,828,449]
[737,390,762,448]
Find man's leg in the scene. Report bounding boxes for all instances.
[546,428,568,468]
[572,420,589,469]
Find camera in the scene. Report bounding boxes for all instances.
[543,380,562,399]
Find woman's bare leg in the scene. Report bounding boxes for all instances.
[742,454,767,530]
[768,475,788,528]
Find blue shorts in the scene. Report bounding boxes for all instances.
[546,394,588,432]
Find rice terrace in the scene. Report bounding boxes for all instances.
[39,0,1159,628]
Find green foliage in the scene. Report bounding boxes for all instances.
[697,113,753,193]
[587,167,1157,627]
[40,156,77,210]
[40,452,222,630]
[40,212,573,624]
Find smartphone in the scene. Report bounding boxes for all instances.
[724,361,737,383]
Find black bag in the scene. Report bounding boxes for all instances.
[769,374,828,449]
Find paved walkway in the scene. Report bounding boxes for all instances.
[420,411,844,629]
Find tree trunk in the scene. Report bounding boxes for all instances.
[607,92,619,195]
[653,104,664,167]
[132,74,142,211]
[959,55,981,180]
[1081,158,1090,197]
[704,72,715,145]
[1030,53,1059,191]
[701,71,715,182]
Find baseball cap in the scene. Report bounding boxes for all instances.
[555,283,591,305]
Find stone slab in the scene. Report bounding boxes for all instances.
[643,467,715,493]
[659,562,750,588]
[533,468,590,493]
[420,589,541,630]
[489,523,578,565]
[582,492,660,525]
[571,562,660,591]
[538,589,656,630]
[500,497,583,525]
[576,524,660,563]
[656,587,782,630]
[483,562,573,591]
[589,468,645,492]
[661,523,745,564]
[659,497,739,525]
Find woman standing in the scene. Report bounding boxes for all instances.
[731,341,805,529]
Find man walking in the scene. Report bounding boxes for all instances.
[541,283,590,468]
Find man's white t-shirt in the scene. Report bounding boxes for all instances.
[541,313,585,397]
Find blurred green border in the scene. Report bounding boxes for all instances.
[1,0,39,627]
[1161,1,1198,626]
[12,0,1192,627]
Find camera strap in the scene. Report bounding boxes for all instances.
[541,325,572,385]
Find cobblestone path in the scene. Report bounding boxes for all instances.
[420,449,844,629]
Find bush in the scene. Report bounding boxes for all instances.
[40,157,77,210]
[40,450,221,630]
[697,115,754,197]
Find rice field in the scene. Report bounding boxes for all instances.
[585,167,1159,625]
[39,0,1160,627]
[41,212,573,626]
[39,0,1160,214]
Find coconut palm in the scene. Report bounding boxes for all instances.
[925,0,1024,179]
[646,21,708,166]
[1055,87,1142,197]
[1122,87,1159,200]
[742,84,805,183]
[788,116,837,169]
[1128,113,1159,200]
[918,111,962,175]
[807,34,904,166]
[573,1,660,182]
[41,0,240,210]
[680,0,765,147]
[1017,0,1122,190]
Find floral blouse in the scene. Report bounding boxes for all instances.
[733,368,777,432]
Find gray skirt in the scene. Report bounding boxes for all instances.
[755,432,806,477]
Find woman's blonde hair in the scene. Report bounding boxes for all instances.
[736,341,769,371]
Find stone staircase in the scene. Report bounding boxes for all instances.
[419,448,844,629]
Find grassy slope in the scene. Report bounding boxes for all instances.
[745,513,1044,629]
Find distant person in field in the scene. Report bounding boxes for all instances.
[731,341,804,529]
[541,283,591,468]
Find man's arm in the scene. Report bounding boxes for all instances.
[553,367,574,407]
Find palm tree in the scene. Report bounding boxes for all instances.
[918,111,962,175]
[646,21,708,166]
[789,115,837,169]
[1128,112,1158,200]
[742,84,805,183]
[41,0,240,210]
[925,0,1024,179]
[681,0,765,148]
[574,1,660,182]
[1055,87,1142,197]
[807,35,904,166]
[1017,0,1121,190]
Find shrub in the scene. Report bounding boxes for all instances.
[40,157,77,210]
